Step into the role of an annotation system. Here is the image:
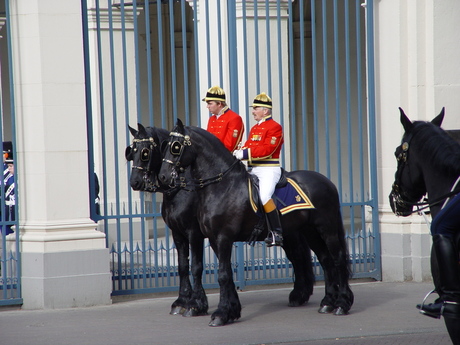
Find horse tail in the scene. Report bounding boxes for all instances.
[336,208,352,278]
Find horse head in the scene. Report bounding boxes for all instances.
[389,107,445,216]
[126,123,166,192]
[158,119,195,189]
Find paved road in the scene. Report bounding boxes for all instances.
[0,281,452,345]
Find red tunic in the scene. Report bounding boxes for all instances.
[241,116,283,167]
[207,108,244,152]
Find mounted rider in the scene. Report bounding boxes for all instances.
[203,86,244,152]
[233,92,284,247]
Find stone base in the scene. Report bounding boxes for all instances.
[21,248,112,309]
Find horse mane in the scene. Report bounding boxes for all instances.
[410,121,460,174]
[187,125,236,163]
[144,126,169,143]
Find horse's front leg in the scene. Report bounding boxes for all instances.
[170,231,192,315]
[209,242,241,327]
[183,230,208,317]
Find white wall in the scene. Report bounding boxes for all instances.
[374,0,460,282]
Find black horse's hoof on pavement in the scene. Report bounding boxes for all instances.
[318,305,334,314]
[333,307,349,315]
[170,306,185,315]
[183,308,207,317]
[208,316,235,327]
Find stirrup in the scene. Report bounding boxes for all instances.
[418,290,441,319]
[264,231,283,247]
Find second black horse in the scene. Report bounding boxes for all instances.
[157,120,354,326]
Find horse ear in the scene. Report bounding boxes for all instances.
[128,125,138,137]
[175,119,185,133]
[399,107,413,132]
[137,123,147,137]
[431,107,445,127]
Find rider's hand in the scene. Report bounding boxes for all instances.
[233,149,243,160]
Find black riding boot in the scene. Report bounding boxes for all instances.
[432,234,460,344]
[418,235,460,319]
[264,209,283,247]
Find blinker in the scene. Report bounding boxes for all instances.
[141,147,150,162]
[171,141,182,155]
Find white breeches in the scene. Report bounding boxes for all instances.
[250,166,281,205]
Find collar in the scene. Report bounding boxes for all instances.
[215,106,229,119]
[257,115,272,125]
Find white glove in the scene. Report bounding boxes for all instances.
[233,149,243,160]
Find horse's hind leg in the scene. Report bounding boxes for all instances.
[183,230,208,317]
[283,234,314,307]
[320,217,354,315]
[307,222,353,315]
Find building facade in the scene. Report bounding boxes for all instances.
[0,0,459,308]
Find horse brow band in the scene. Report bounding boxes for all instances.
[133,138,157,146]
[169,132,185,137]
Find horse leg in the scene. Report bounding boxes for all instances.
[170,231,193,315]
[283,234,314,307]
[209,242,241,327]
[307,228,353,315]
[322,232,354,314]
[183,231,208,317]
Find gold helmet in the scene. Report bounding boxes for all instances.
[202,86,226,102]
[252,92,272,109]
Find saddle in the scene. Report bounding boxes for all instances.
[248,168,314,216]
[247,169,315,245]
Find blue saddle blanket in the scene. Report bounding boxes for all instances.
[249,177,315,215]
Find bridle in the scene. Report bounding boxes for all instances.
[390,132,460,215]
[129,136,160,192]
[162,129,240,189]
[131,137,157,171]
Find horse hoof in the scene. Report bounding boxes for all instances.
[333,307,349,315]
[209,317,235,327]
[183,308,206,317]
[318,305,334,314]
[209,317,225,327]
[170,306,185,315]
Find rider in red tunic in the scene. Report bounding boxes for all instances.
[203,86,244,152]
[233,92,284,247]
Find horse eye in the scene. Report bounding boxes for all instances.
[170,141,182,155]
[140,147,150,162]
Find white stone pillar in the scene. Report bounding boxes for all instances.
[374,0,460,282]
[9,0,111,308]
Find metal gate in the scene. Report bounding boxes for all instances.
[82,0,380,296]
[0,0,22,306]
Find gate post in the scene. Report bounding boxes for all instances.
[8,0,111,309]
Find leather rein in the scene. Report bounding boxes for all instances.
[162,130,240,190]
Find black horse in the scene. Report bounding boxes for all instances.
[157,119,354,326]
[389,108,460,343]
[126,124,208,317]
